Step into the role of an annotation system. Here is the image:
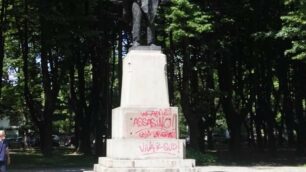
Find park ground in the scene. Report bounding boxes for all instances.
[6,147,306,171]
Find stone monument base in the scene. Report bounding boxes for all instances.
[85,49,197,172]
[107,139,185,159]
[85,157,196,172]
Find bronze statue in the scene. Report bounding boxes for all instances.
[112,0,168,48]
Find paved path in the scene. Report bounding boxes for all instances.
[9,166,306,172]
[198,166,306,172]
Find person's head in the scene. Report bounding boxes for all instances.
[0,130,6,141]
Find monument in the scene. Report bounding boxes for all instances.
[85,1,197,171]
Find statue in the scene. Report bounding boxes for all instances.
[111,0,168,49]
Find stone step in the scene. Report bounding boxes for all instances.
[98,157,195,168]
[107,139,186,159]
[93,165,197,172]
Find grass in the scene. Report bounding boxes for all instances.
[8,146,306,169]
[186,149,217,166]
[9,148,96,169]
[186,145,306,167]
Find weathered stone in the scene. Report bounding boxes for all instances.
[120,50,169,107]
[85,49,197,172]
[98,158,195,168]
[94,165,197,172]
[107,139,185,159]
[112,107,179,139]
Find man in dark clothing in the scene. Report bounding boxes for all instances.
[131,0,160,47]
[0,130,9,172]
[111,0,168,47]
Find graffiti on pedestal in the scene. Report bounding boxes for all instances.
[129,108,177,139]
[138,140,180,155]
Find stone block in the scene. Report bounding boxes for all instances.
[98,157,195,168]
[112,107,179,139]
[133,159,195,168]
[107,139,186,159]
[120,50,169,107]
[94,165,197,172]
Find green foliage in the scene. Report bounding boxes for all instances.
[1,0,306,159]
[186,149,217,165]
[0,39,24,125]
[277,0,306,60]
[165,0,213,42]
[10,149,96,169]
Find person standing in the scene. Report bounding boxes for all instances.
[111,0,168,47]
[0,130,10,172]
[131,0,160,47]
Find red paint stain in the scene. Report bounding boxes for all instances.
[130,108,177,139]
[139,141,179,155]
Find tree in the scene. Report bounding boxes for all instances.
[0,0,9,99]
[164,0,213,151]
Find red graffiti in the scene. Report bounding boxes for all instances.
[136,129,176,138]
[130,108,177,139]
[133,116,174,129]
[140,108,172,117]
[139,141,179,155]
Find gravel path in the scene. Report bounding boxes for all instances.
[8,166,306,172]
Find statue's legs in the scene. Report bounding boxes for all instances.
[147,22,155,45]
[132,2,142,46]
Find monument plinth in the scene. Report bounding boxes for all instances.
[86,49,196,172]
[120,50,169,107]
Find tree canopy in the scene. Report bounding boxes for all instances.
[0,0,305,157]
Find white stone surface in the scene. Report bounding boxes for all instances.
[107,139,186,159]
[112,107,179,139]
[9,166,306,172]
[98,157,195,168]
[133,159,195,168]
[85,49,196,172]
[94,166,197,172]
[120,50,169,107]
[91,166,306,172]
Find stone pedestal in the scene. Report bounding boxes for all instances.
[112,107,178,139]
[86,49,196,172]
[121,50,169,107]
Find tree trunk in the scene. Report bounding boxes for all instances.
[91,41,110,156]
[68,65,80,149]
[206,64,216,149]
[168,31,175,105]
[293,61,306,155]
[254,69,264,150]
[0,28,3,99]
[20,0,39,130]
[179,43,201,151]
[217,55,242,153]
[277,59,295,146]
[40,114,53,156]
[37,0,65,156]
[76,53,91,154]
[264,57,276,153]
[0,0,8,98]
